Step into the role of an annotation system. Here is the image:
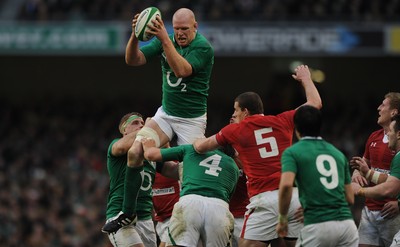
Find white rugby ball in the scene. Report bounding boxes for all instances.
[135,7,161,42]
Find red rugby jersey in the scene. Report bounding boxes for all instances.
[152,172,180,222]
[363,129,396,211]
[216,110,295,198]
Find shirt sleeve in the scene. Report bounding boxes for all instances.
[281,148,297,173]
[140,38,163,61]
[215,124,235,146]
[160,145,187,162]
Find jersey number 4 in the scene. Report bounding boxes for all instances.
[199,154,222,177]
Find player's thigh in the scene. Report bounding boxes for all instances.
[149,107,173,145]
[358,207,399,246]
[296,220,358,247]
[232,217,244,247]
[377,213,400,247]
[156,218,171,244]
[391,230,400,247]
[136,219,157,247]
[242,189,302,242]
[107,225,144,247]
[203,198,234,247]
[171,114,206,145]
[167,196,203,246]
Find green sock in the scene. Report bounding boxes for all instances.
[122,165,143,216]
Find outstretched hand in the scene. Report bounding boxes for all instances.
[292,65,311,83]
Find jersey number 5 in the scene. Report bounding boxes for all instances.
[254,128,279,158]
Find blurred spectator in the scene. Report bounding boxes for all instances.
[13,0,400,22]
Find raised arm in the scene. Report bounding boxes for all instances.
[146,15,193,78]
[111,130,139,156]
[292,65,322,110]
[125,13,147,66]
[193,135,221,154]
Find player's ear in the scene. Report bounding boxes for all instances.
[244,108,250,117]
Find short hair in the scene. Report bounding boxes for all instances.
[118,112,143,133]
[294,105,322,137]
[391,114,400,133]
[235,92,264,115]
[385,92,400,112]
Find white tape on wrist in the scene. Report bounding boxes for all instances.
[365,169,371,179]
[135,127,161,147]
[371,171,380,184]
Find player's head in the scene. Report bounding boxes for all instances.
[377,92,400,127]
[118,112,144,135]
[172,8,197,47]
[294,105,322,138]
[388,114,400,151]
[233,92,264,122]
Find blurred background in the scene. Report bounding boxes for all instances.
[0,0,399,246]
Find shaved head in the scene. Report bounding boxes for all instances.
[172,8,198,47]
[173,8,196,23]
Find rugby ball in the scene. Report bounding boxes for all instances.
[135,7,161,42]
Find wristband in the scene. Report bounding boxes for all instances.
[365,169,372,179]
[278,214,288,223]
[357,188,365,197]
[371,171,380,184]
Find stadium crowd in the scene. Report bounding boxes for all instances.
[14,0,400,22]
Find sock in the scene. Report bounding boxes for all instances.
[122,165,144,216]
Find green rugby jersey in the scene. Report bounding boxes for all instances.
[141,33,214,118]
[390,152,400,200]
[105,139,156,220]
[281,137,353,225]
[160,144,239,203]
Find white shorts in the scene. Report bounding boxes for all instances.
[296,219,358,247]
[107,224,142,247]
[391,230,400,247]
[106,218,156,247]
[156,218,171,243]
[152,106,207,145]
[232,217,245,247]
[241,188,303,241]
[107,216,157,247]
[167,194,234,247]
[358,207,400,246]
